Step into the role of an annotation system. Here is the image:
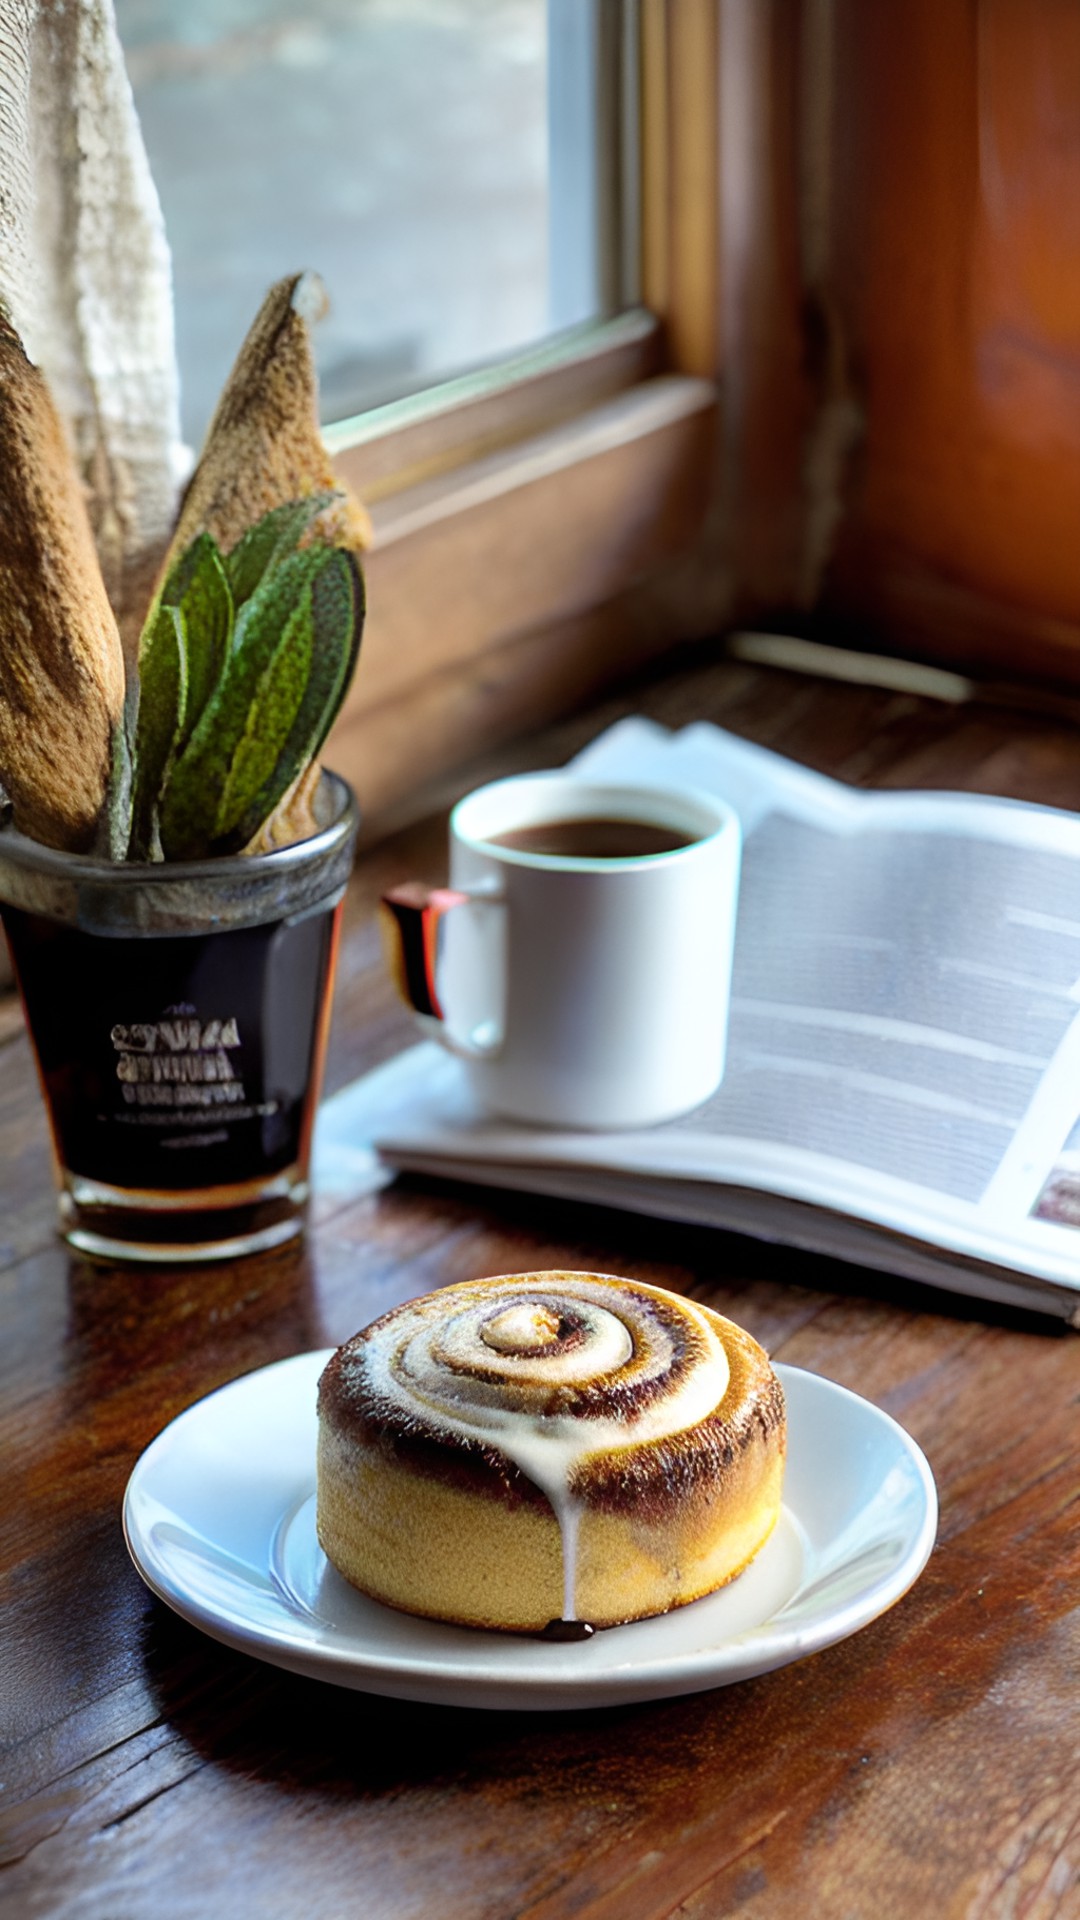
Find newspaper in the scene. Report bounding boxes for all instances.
[315,719,1080,1325]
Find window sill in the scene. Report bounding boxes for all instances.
[326,365,724,827]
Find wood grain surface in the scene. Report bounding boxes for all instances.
[1,654,1078,1920]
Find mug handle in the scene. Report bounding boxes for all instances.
[379,882,503,1058]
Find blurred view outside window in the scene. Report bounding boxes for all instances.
[115,0,626,453]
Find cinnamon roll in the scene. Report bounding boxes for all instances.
[316,1271,786,1632]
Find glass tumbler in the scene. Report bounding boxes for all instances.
[0,772,358,1262]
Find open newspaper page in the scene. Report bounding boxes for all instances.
[316,719,1080,1322]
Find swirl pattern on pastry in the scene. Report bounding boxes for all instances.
[317,1271,786,1632]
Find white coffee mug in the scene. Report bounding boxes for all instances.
[381,774,741,1129]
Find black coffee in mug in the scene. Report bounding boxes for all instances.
[489,817,696,859]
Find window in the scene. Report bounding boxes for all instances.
[116,0,728,827]
[118,0,642,444]
[119,0,560,444]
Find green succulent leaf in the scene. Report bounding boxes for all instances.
[224,493,339,609]
[129,602,189,860]
[157,544,329,860]
[100,715,135,861]
[214,592,314,839]
[224,548,363,850]
[159,527,219,604]
[125,495,365,862]
[305,546,364,758]
[162,533,233,750]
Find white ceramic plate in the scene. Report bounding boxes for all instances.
[123,1351,937,1711]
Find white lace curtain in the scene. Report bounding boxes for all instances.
[0,0,185,647]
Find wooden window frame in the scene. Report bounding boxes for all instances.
[322,0,729,831]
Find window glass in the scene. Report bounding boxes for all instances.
[116,0,567,448]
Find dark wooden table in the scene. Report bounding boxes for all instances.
[2,652,1078,1920]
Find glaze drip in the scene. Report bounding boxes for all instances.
[539,1618,596,1641]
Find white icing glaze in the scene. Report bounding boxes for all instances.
[482,1303,563,1353]
[360,1276,730,1620]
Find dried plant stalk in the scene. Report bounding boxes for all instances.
[162,272,373,572]
[242,761,323,855]
[0,316,125,850]
[149,271,372,850]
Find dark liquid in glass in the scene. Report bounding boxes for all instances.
[489,817,695,859]
[2,904,340,1216]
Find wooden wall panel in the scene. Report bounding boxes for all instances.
[717,0,810,614]
[814,0,1080,680]
[713,0,1080,686]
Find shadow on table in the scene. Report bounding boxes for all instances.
[387,1173,1074,1341]
[136,1568,939,1815]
